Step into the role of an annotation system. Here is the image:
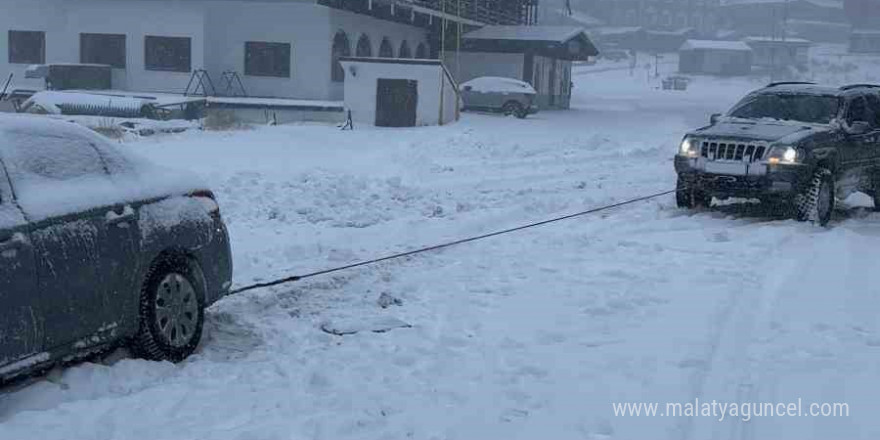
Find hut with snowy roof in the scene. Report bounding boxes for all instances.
[678,40,753,76]
[444,25,599,110]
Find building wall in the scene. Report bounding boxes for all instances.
[340,60,458,126]
[531,55,573,110]
[204,2,333,100]
[678,49,751,76]
[580,0,721,35]
[1,0,430,100]
[0,0,206,93]
[443,52,524,84]
[327,9,431,100]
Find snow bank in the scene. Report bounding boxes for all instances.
[21,91,149,117]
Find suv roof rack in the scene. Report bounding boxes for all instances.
[840,84,880,91]
[765,81,816,88]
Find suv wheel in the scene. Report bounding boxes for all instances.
[676,176,711,209]
[795,168,834,226]
[133,255,206,362]
[502,101,527,119]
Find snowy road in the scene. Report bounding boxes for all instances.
[2,62,880,439]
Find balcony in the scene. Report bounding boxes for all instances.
[319,0,537,27]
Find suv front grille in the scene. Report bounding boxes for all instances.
[699,140,767,163]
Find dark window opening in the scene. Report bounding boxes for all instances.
[245,41,291,78]
[398,41,411,59]
[80,33,126,69]
[847,96,869,124]
[145,36,191,72]
[8,30,45,64]
[864,93,880,127]
[379,38,393,58]
[416,42,428,59]
[356,34,373,57]
[331,31,350,82]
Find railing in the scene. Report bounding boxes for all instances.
[395,0,536,25]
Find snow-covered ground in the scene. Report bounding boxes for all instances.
[3,46,880,439]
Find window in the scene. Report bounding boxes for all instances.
[379,38,393,58]
[847,96,869,124]
[416,42,428,59]
[8,30,45,64]
[864,93,880,127]
[729,93,840,124]
[398,41,411,59]
[356,34,372,57]
[331,31,350,82]
[80,33,126,68]
[145,36,191,72]
[245,41,291,78]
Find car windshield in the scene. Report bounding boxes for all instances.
[728,93,840,124]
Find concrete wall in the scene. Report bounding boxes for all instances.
[340,60,458,127]
[531,55,572,110]
[204,2,333,100]
[0,0,206,94]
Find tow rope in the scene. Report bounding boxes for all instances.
[229,189,677,295]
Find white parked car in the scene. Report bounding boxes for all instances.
[460,77,539,119]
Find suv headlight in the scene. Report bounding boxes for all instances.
[678,136,699,158]
[766,145,803,165]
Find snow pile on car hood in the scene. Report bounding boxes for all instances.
[0,114,207,221]
[461,77,537,95]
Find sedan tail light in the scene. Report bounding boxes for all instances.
[189,189,221,217]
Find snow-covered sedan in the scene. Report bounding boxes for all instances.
[460,77,539,119]
[0,115,232,382]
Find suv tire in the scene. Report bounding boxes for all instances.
[795,168,833,226]
[133,255,206,362]
[676,176,712,209]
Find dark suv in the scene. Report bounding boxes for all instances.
[675,83,880,226]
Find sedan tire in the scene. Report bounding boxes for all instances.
[502,101,528,119]
[133,255,206,362]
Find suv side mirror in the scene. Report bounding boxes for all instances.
[847,121,871,135]
[710,113,722,125]
[463,85,472,92]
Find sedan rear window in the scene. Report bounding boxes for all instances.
[2,131,106,182]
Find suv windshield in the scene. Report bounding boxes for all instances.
[728,93,840,124]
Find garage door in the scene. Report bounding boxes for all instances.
[376,79,417,127]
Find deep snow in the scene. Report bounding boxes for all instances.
[2,45,880,440]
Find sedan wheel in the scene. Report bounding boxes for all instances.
[154,273,200,348]
[134,256,206,362]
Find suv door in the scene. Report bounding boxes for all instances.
[840,95,876,195]
[0,160,43,370]
[2,128,139,351]
[863,92,880,174]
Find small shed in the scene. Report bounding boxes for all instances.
[744,37,811,69]
[339,57,459,127]
[678,40,753,76]
[446,25,599,110]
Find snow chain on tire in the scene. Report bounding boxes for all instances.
[795,168,832,223]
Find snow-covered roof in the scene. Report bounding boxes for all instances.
[464,25,588,43]
[680,40,753,51]
[745,36,812,45]
[594,26,644,36]
[721,0,842,8]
